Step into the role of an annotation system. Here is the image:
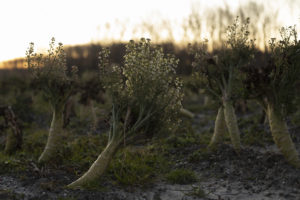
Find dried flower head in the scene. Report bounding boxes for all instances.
[98,38,183,135]
[26,38,77,110]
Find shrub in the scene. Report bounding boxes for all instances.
[189,17,255,152]
[68,38,183,188]
[26,38,78,163]
[241,25,300,167]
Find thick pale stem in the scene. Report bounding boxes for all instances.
[38,108,64,163]
[68,138,121,188]
[267,104,300,168]
[203,95,211,106]
[223,100,241,153]
[1,106,22,154]
[5,129,18,154]
[180,108,195,118]
[208,106,227,150]
[90,100,98,132]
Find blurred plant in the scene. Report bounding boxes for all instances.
[26,37,78,163]
[109,147,169,186]
[166,168,197,184]
[68,38,183,188]
[78,71,105,133]
[241,25,300,167]
[0,106,22,154]
[189,17,255,153]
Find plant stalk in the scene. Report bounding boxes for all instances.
[223,100,241,153]
[38,107,64,163]
[267,104,300,168]
[68,137,122,188]
[208,106,227,150]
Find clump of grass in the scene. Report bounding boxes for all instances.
[165,134,198,148]
[164,131,214,150]
[166,169,197,184]
[62,134,108,174]
[0,152,28,173]
[189,185,206,198]
[108,147,170,186]
[0,129,50,174]
[241,125,272,147]
[22,129,47,160]
[164,119,201,149]
[188,149,211,163]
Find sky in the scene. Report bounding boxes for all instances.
[0,0,299,64]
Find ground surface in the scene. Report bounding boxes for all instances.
[0,109,300,200]
[1,143,299,200]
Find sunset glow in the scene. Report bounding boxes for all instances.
[0,0,299,67]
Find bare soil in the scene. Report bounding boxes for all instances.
[0,113,299,200]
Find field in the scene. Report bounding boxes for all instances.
[0,23,300,200]
[0,77,299,199]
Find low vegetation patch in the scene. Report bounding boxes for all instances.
[166,169,198,184]
[109,147,170,186]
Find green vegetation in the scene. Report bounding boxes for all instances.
[0,106,23,154]
[67,38,183,188]
[166,169,198,184]
[189,17,255,153]
[0,16,299,198]
[26,38,78,164]
[188,149,211,163]
[189,185,206,198]
[0,152,27,173]
[109,147,169,186]
[241,26,300,167]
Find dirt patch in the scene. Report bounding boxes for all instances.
[1,107,299,200]
[181,143,300,200]
[0,143,299,200]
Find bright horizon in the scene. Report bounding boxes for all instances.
[0,0,299,66]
